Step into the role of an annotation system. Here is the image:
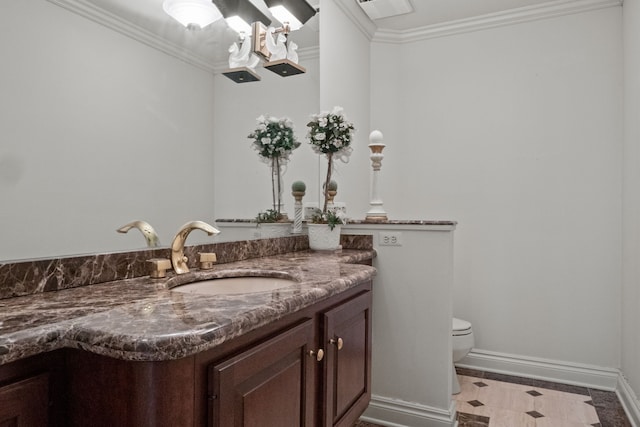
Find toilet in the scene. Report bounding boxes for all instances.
[452,317,474,394]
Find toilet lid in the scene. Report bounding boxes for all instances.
[452,317,472,335]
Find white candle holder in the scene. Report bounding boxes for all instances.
[292,189,305,234]
[366,130,388,221]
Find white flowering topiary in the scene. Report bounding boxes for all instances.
[306,106,355,214]
[248,115,301,218]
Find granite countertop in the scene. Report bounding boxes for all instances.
[0,249,375,366]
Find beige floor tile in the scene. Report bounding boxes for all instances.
[534,395,599,424]
[534,416,594,427]
[455,400,478,414]
[454,376,480,402]
[533,387,591,403]
[481,378,533,392]
[474,406,536,427]
[476,383,535,413]
[458,375,479,384]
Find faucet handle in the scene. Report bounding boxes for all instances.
[199,253,217,270]
[147,258,172,279]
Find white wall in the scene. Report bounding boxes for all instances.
[371,7,623,370]
[0,0,217,259]
[343,224,456,426]
[212,55,320,220]
[622,0,640,406]
[319,0,372,220]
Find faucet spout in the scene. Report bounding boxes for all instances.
[116,220,161,248]
[171,221,220,274]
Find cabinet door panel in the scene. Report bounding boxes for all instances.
[323,291,372,427]
[335,314,367,413]
[0,373,49,427]
[210,319,315,427]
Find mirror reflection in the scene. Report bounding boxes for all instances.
[0,0,319,261]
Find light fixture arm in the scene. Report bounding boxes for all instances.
[271,23,291,36]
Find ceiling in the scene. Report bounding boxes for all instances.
[368,0,558,31]
[56,0,564,70]
[72,0,320,68]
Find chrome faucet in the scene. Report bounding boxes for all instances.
[116,220,161,248]
[171,221,220,274]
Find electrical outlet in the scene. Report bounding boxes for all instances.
[379,232,402,246]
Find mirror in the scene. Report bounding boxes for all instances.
[0,0,319,261]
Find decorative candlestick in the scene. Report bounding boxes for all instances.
[291,181,306,234]
[366,130,388,221]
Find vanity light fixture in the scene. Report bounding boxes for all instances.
[162,0,223,29]
[213,0,271,34]
[222,66,262,83]
[220,0,315,83]
[254,22,306,77]
[264,0,316,31]
[226,16,252,34]
[263,58,306,77]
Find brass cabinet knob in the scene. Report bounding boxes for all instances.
[309,349,324,362]
[330,337,344,350]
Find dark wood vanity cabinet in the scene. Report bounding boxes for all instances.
[208,286,372,427]
[0,351,66,427]
[0,373,49,427]
[322,291,372,427]
[1,281,372,427]
[209,319,317,427]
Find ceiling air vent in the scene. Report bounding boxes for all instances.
[357,0,413,20]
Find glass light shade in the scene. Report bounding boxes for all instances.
[162,0,223,29]
[226,15,252,34]
[269,5,303,30]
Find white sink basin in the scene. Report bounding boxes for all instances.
[171,276,296,296]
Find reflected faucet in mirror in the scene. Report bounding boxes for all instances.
[116,220,161,248]
[171,221,221,274]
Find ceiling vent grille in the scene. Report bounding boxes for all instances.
[357,0,413,20]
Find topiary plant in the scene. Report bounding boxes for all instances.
[292,180,306,192]
[255,209,286,224]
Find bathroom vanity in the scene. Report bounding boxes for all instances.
[0,237,376,427]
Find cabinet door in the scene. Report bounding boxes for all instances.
[0,373,49,427]
[210,319,316,427]
[323,291,372,427]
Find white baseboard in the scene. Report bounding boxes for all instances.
[457,349,619,391]
[361,395,457,427]
[617,374,640,427]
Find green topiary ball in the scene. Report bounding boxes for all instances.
[292,181,306,192]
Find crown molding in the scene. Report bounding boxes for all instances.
[333,0,377,41]
[47,0,218,72]
[47,0,620,70]
[373,0,623,44]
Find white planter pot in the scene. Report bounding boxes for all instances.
[307,224,342,251]
[256,222,292,239]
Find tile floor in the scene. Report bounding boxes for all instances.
[353,368,632,427]
[455,368,632,427]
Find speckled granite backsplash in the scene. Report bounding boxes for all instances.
[0,235,372,300]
